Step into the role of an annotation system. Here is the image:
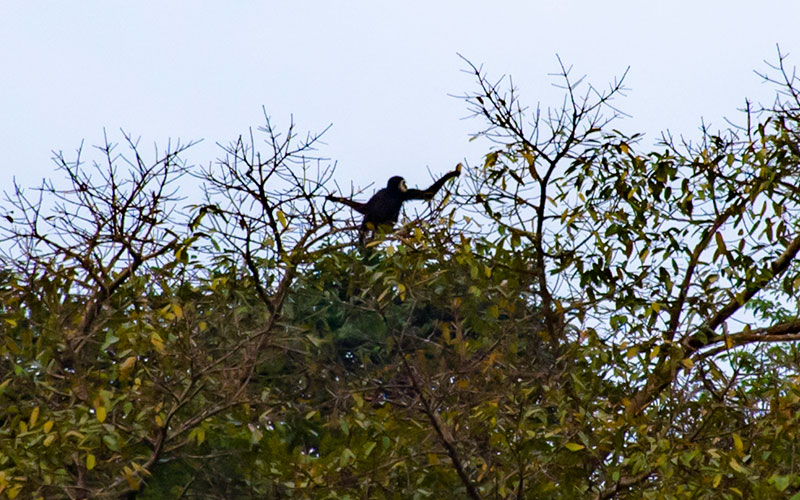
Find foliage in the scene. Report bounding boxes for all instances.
[2,51,800,499]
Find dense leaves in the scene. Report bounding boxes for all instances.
[3,52,800,499]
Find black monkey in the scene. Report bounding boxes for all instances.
[326,164,461,243]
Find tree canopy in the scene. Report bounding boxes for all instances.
[3,51,800,499]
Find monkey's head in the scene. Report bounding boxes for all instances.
[387,176,407,193]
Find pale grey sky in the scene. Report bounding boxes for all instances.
[2,2,798,192]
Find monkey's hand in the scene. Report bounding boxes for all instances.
[438,163,461,182]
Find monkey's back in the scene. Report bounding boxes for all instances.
[361,188,404,228]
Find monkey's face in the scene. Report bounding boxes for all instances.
[387,176,407,193]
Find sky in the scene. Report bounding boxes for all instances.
[2,2,799,195]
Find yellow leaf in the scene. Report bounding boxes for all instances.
[43,420,54,433]
[189,427,205,444]
[564,442,585,451]
[649,344,661,360]
[729,457,746,473]
[150,333,165,352]
[132,462,151,476]
[119,356,137,380]
[428,453,439,465]
[29,406,39,428]
[626,347,639,359]
[681,358,694,369]
[620,142,630,154]
[732,433,744,454]
[639,247,650,263]
[95,405,107,423]
[276,210,288,229]
[155,414,164,427]
[712,473,722,487]
[19,421,27,433]
[171,303,184,320]
[64,430,86,440]
[441,323,451,342]
[43,434,56,447]
[5,338,19,354]
[86,454,96,471]
[715,231,728,256]
[484,151,499,169]
[124,468,140,490]
[521,150,535,166]
[6,484,23,499]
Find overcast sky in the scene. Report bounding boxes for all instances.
[2,2,799,195]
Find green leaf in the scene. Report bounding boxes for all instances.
[102,434,119,451]
[340,448,356,467]
[771,474,792,492]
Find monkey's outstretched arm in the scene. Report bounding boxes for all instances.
[404,163,462,201]
[325,195,369,214]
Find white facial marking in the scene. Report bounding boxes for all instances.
[399,180,407,192]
